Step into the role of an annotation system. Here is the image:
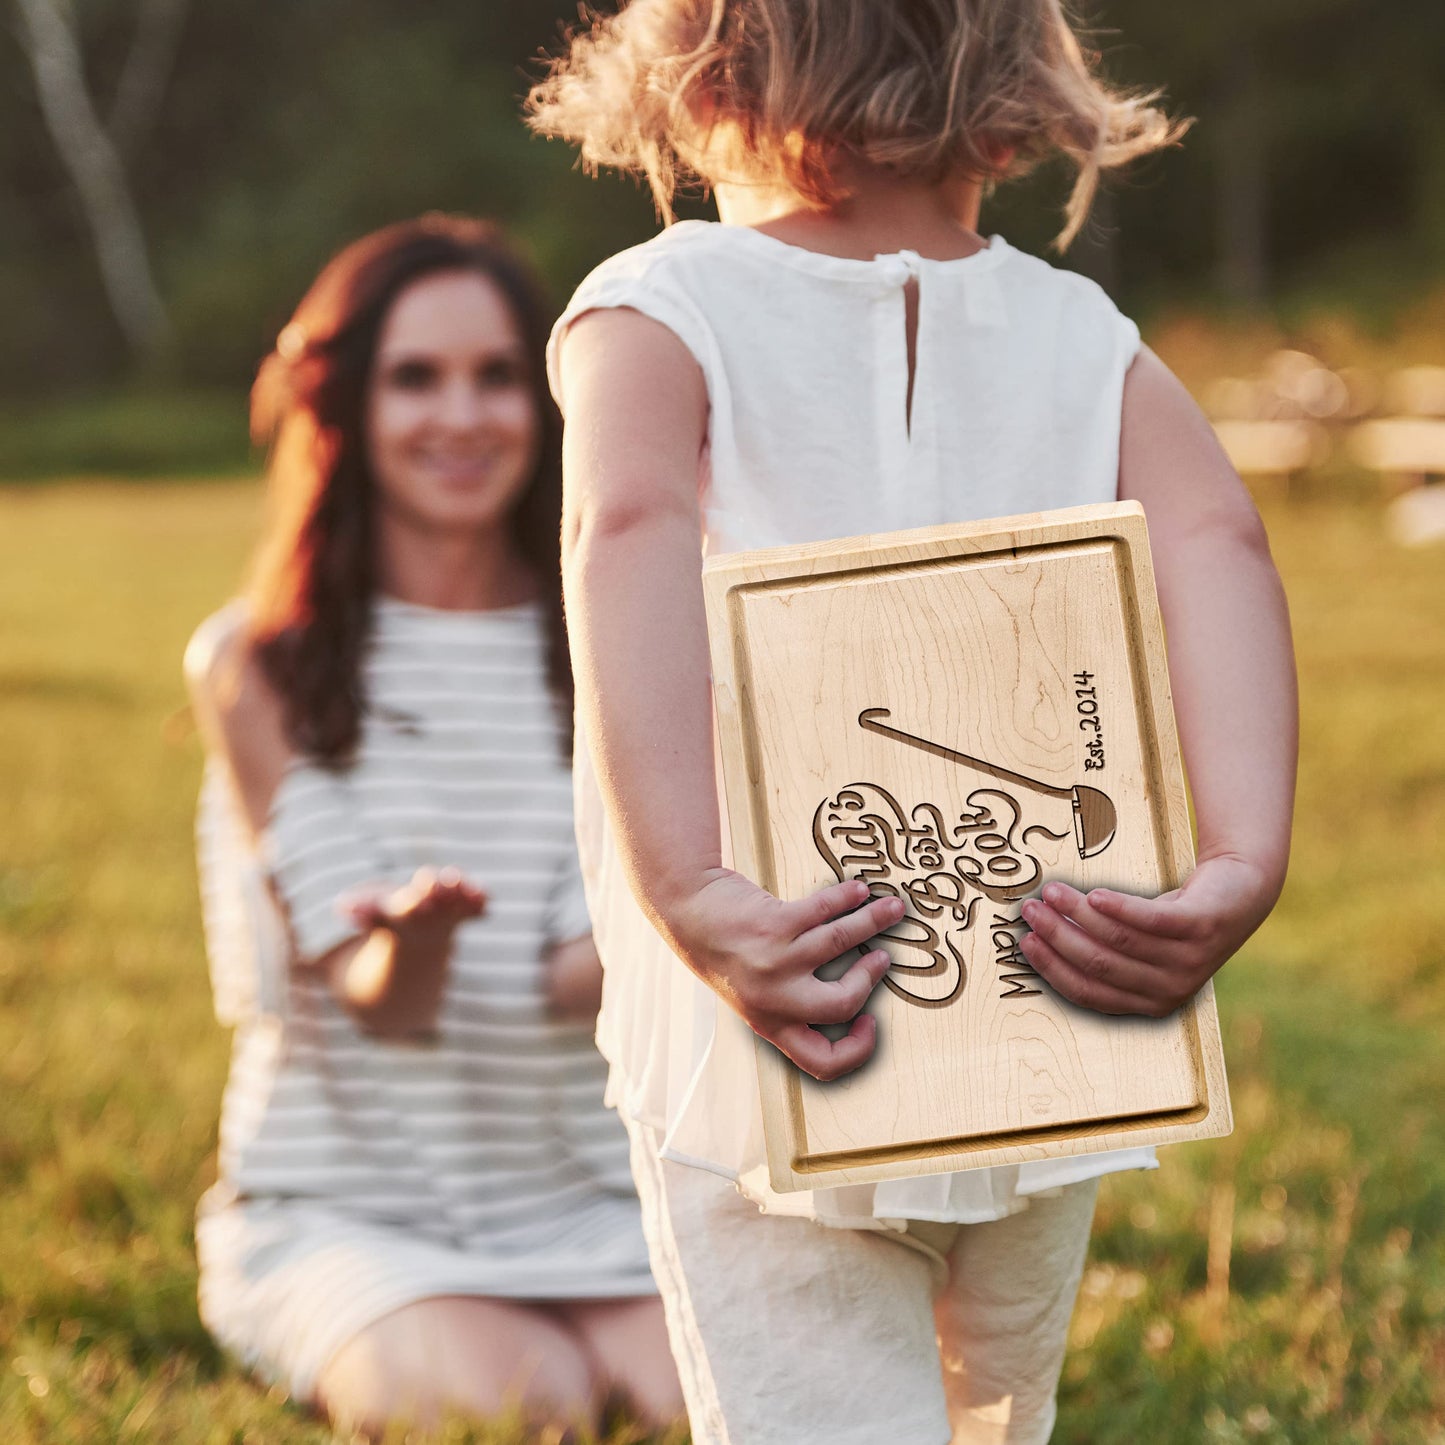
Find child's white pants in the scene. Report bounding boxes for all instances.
[625,1118,1098,1445]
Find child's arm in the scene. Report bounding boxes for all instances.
[1017,348,1298,1016]
[557,309,902,1081]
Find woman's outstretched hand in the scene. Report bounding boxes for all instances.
[661,871,902,1082]
[329,867,488,1038]
[1016,854,1278,1018]
[342,866,488,937]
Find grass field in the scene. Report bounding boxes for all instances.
[0,479,1442,1444]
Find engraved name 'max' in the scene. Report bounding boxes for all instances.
[812,709,1118,1010]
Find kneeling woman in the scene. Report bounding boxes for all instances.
[187,215,682,1436]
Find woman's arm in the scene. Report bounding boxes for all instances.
[185,614,484,1038]
[543,933,605,1021]
[557,309,902,1081]
[1017,347,1298,1015]
[331,869,486,1037]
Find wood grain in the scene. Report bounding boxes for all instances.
[702,502,1232,1192]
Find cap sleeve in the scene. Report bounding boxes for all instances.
[261,763,398,965]
[1116,309,1142,367]
[196,758,290,1024]
[1045,268,1145,494]
[546,235,717,415]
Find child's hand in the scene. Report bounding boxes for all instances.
[1016,855,1277,1017]
[663,871,903,1081]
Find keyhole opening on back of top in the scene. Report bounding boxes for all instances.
[903,275,920,438]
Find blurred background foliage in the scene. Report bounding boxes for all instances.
[3,0,1444,456]
[2,3,651,401]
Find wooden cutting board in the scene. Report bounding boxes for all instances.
[702,502,1231,1193]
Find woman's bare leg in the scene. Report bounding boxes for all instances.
[554,1295,686,1431]
[315,1295,598,1436]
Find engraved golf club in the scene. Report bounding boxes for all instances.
[857,708,1117,858]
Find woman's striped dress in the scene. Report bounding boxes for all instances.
[193,596,654,1402]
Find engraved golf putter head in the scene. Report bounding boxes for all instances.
[1069,785,1117,858]
[856,708,1118,859]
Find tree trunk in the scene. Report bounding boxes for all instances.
[108,0,189,157]
[15,0,170,360]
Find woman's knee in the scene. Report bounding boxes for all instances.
[315,1316,421,1432]
[315,1296,598,1433]
[565,1295,686,1428]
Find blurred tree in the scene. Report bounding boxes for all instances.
[107,0,188,157]
[1095,0,1445,309]
[12,0,185,360]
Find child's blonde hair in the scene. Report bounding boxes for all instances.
[527,0,1186,248]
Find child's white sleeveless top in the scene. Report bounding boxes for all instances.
[547,220,1156,1227]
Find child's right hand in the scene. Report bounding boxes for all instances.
[662,871,902,1081]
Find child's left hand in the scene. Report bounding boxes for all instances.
[1016,855,1278,1017]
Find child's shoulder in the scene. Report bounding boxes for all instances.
[565,220,724,300]
[549,224,726,400]
[998,243,1130,317]
[994,244,1140,362]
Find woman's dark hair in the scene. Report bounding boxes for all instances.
[247,213,570,765]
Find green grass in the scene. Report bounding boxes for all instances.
[1,479,1442,1443]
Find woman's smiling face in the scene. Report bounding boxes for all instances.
[364,269,541,535]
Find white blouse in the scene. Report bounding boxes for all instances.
[547,220,1156,1228]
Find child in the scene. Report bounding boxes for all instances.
[529,4,1297,1441]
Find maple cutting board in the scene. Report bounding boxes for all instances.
[702,501,1231,1193]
